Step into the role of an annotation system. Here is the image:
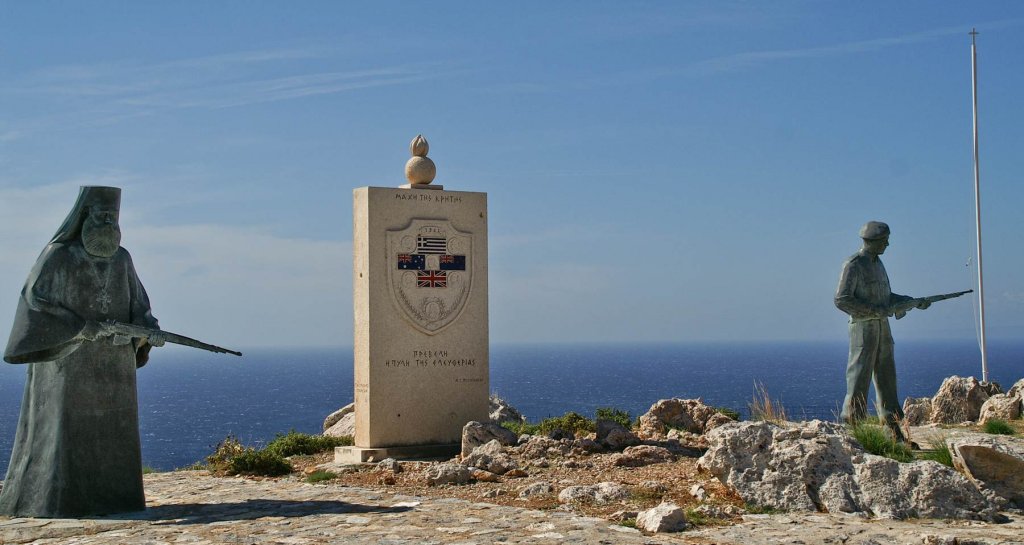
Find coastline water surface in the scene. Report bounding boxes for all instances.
[0,340,1021,473]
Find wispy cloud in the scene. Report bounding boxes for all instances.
[117,67,434,110]
[2,46,450,136]
[691,19,1024,75]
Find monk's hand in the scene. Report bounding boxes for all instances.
[916,301,931,310]
[147,331,166,347]
[80,320,106,341]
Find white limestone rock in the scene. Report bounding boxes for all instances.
[978,393,1022,425]
[322,403,353,430]
[698,420,998,520]
[637,398,734,439]
[635,502,689,533]
[1006,378,1024,398]
[930,376,1001,424]
[489,394,527,424]
[461,420,518,457]
[596,419,640,451]
[902,397,933,426]
[948,433,1024,508]
[557,481,629,504]
[424,462,473,486]
[518,481,553,499]
[462,440,518,475]
[323,403,355,437]
[516,435,571,459]
[636,480,668,497]
[611,445,675,467]
[373,458,401,473]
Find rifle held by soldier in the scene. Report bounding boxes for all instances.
[889,289,973,320]
[100,320,242,356]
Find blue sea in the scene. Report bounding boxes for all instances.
[1,340,1022,474]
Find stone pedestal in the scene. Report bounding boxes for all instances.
[336,186,488,464]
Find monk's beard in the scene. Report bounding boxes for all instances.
[82,223,121,258]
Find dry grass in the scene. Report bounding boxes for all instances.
[749,382,787,423]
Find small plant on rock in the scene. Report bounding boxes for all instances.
[744,503,785,515]
[305,470,338,483]
[918,437,954,467]
[982,418,1015,436]
[715,407,741,421]
[749,382,787,423]
[848,420,913,463]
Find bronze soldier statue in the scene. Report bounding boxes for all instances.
[835,221,930,443]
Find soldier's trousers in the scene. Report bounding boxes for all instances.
[841,318,905,431]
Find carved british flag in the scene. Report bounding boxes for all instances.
[416,270,447,288]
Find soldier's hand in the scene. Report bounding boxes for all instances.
[894,310,907,320]
[112,334,132,346]
[147,331,166,348]
[916,301,931,310]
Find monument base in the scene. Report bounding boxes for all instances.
[335,443,460,464]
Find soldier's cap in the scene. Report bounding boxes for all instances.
[859,221,890,240]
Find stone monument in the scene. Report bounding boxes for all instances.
[337,135,488,462]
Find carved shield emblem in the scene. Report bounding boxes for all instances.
[387,219,473,335]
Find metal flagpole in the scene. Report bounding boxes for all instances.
[970,28,989,383]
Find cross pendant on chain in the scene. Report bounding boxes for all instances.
[95,290,112,314]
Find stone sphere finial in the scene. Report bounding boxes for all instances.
[405,134,436,185]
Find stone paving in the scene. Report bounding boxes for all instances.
[1,472,1023,545]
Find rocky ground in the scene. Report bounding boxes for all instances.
[2,383,1022,544]
[2,470,1023,545]
[292,448,741,521]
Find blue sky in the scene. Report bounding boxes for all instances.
[1,2,1022,350]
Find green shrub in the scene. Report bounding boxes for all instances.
[595,407,633,428]
[537,411,595,436]
[849,421,913,463]
[305,470,338,483]
[141,466,158,474]
[206,436,248,474]
[715,407,741,421]
[205,434,297,477]
[265,430,353,457]
[744,503,784,515]
[501,412,599,437]
[918,438,954,467]
[982,419,1015,436]
[501,420,540,436]
[229,448,293,477]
